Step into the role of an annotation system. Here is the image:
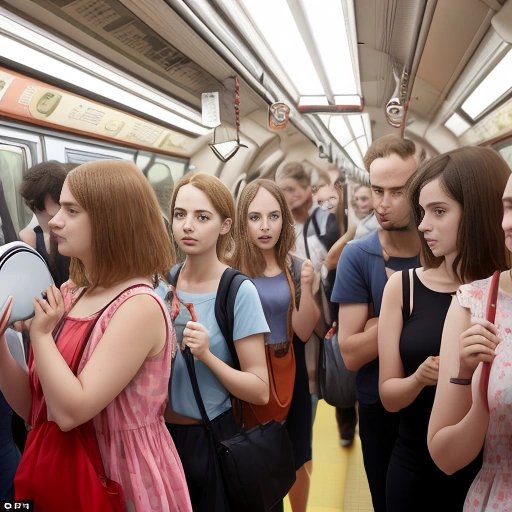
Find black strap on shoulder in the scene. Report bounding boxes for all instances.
[166,263,183,286]
[402,269,411,321]
[180,266,249,430]
[310,209,322,239]
[214,267,249,370]
[167,264,248,366]
[302,217,312,260]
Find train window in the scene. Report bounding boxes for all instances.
[0,144,31,238]
[461,50,512,121]
[135,152,187,222]
[64,148,124,165]
[495,141,512,170]
[135,152,187,184]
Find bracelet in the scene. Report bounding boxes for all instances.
[449,377,472,385]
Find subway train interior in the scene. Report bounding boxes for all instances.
[1,0,512,511]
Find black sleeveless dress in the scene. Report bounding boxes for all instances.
[385,269,481,512]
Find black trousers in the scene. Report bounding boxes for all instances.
[358,400,399,512]
[167,410,238,512]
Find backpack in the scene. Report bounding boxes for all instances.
[303,208,340,327]
[166,264,248,368]
[303,207,341,254]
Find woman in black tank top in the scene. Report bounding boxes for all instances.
[377,147,510,512]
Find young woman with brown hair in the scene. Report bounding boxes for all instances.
[232,178,320,512]
[165,172,270,512]
[379,146,510,511]
[0,160,192,511]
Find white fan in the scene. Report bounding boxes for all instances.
[0,241,54,324]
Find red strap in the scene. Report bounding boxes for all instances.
[480,270,500,410]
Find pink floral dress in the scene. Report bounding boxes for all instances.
[67,284,192,512]
[458,276,512,511]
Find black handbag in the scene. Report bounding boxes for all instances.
[318,323,357,409]
[182,346,296,512]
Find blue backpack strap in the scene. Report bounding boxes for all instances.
[214,267,249,370]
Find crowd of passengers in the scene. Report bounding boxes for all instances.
[0,133,511,512]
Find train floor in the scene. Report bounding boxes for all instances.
[284,399,373,512]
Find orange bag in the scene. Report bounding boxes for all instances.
[243,342,296,428]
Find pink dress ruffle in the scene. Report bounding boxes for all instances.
[458,277,512,511]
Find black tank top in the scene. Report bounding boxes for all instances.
[34,226,70,288]
[398,269,453,441]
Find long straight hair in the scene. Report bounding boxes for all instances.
[232,179,295,277]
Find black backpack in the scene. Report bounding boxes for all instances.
[167,264,248,368]
[303,208,340,327]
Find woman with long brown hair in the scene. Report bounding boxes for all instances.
[232,178,320,512]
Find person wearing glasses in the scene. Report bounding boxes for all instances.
[379,146,509,512]
[0,160,192,511]
[232,179,320,512]
[165,172,270,512]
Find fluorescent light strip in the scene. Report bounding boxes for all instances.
[0,14,208,135]
[301,0,357,94]
[299,96,329,106]
[240,0,324,95]
[347,115,365,138]
[345,140,364,168]
[461,50,512,120]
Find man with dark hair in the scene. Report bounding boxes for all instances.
[19,160,72,287]
[331,134,421,512]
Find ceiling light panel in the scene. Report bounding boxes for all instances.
[239,0,323,95]
[0,13,207,135]
[301,0,358,94]
[461,49,512,120]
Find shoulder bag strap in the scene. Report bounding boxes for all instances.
[401,269,411,322]
[182,347,214,432]
[302,217,312,260]
[214,268,248,369]
[183,268,247,434]
[481,270,500,410]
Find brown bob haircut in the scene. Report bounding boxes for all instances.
[408,145,510,283]
[363,134,416,172]
[170,172,235,261]
[232,179,296,277]
[67,160,174,288]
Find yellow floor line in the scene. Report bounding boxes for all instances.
[284,400,373,511]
